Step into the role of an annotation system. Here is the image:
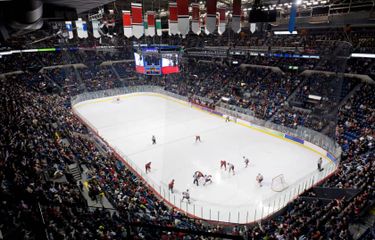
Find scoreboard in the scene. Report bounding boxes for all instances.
[134,44,181,75]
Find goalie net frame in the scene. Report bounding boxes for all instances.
[271,174,288,192]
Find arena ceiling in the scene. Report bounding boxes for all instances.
[44,0,115,13]
[78,0,257,14]
[41,0,354,16]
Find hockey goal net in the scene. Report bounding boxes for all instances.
[271,174,288,192]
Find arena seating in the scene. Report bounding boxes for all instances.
[0,33,374,239]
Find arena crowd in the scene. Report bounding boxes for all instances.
[0,29,374,239]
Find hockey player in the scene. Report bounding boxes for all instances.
[228,162,235,175]
[145,162,151,173]
[225,116,230,122]
[256,173,264,187]
[168,179,175,193]
[203,175,213,186]
[181,189,190,204]
[193,171,203,186]
[243,156,249,168]
[317,157,324,172]
[220,160,227,170]
[152,135,156,145]
[195,135,201,142]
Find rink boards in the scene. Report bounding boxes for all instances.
[73,92,338,224]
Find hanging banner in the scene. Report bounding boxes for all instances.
[177,0,189,36]
[289,3,297,33]
[131,3,144,39]
[191,3,200,35]
[65,21,74,39]
[156,18,162,36]
[218,7,226,35]
[231,0,241,33]
[203,15,209,35]
[250,23,256,33]
[147,11,155,37]
[82,21,88,38]
[75,19,88,38]
[92,20,100,38]
[144,14,149,36]
[122,10,132,38]
[169,2,178,35]
[205,0,217,34]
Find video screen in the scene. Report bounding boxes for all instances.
[133,46,180,75]
[144,54,162,75]
[161,53,179,74]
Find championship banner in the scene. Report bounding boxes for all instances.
[250,23,256,33]
[169,2,178,35]
[289,3,297,33]
[156,19,162,36]
[144,14,149,36]
[122,10,132,38]
[65,21,74,39]
[147,11,155,37]
[240,11,245,29]
[231,0,241,33]
[191,3,200,35]
[75,19,88,38]
[218,7,226,35]
[177,0,189,36]
[205,0,217,34]
[203,16,209,35]
[82,21,88,38]
[131,3,144,39]
[92,20,100,38]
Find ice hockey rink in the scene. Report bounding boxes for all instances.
[73,92,335,223]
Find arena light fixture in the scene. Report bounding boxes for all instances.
[308,95,322,101]
[0,51,12,56]
[274,30,298,35]
[221,97,230,102]
[351,53,375,58]
[296,0,302,5]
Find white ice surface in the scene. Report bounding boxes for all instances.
[74,93,332,223]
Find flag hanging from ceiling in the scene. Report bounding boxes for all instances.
[65,21,73,39]
[147,11,155,37]
[250,23,256,33]
[82,21,88,38]
[205,0,217,34]
[156,18,162,36]
[144,14,149,36]
[169,2,178,35]
[92,20,101,38]
[122,10,132,38]
[191,3,200,35]
[203,15,209,35]
[75,19,88,38]
[231,0,241,33]
[289,3,297,33]
[131,3,144,39]
[218,7,226,35]
[177,0,189,36]
[241,10,245,30]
